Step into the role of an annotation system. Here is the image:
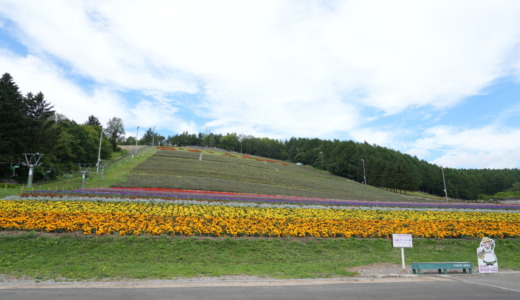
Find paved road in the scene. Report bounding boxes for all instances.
[1,273,519,300]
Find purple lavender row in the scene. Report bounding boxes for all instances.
[24,188,520,210]
[29,188,363,205]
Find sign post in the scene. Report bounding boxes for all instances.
[392,234,413,273]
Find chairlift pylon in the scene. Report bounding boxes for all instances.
[22,153,44,188]
[78,163,92,189]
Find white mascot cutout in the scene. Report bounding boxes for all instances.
[477,237,498,273]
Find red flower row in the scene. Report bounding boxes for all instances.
[113,187,270,197]
[242,155,289,166]
[156,147,288,166]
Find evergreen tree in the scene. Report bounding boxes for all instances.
[219,133,241,152]
[84,124,112,162]
[104,117,125,151]
[0,73,28,161]
[84,115,101,127]
[140,128,154,145]
[25,92,55,152]
[122,136,136,145]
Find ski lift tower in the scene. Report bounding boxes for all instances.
[22,153,44,188]
[78,163,91,189]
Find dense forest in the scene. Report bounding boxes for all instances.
[2,72,519,200]
[0,73,119,182]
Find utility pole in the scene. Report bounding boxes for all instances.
[441,167,448,202]
[361,158,367,185]
[22,153,44,188]
[96,129,102,174]
[152,127,155,147]
[134,126,140,157]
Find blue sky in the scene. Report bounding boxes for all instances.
[1,0,520,169]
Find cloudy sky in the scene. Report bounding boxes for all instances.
[1,0,520,169]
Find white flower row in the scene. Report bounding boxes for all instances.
[3,195,515,213]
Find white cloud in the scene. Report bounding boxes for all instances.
[349,128,396,147]
[0,0,198,94]
[2,0,520,167]
[0,49,190,134]
[128,98,198,135]
[3,1,520,118]
[408,125,520,168]
[0,49,122,122]
[322,1,520,113]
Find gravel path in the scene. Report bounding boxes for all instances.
[2,265,520,289]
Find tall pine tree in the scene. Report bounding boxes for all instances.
[0,73,29,161]
[25,91,55,152]
[84,115,101,127]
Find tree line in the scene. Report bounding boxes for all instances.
[162,132,520,200]
[0,73,125,182]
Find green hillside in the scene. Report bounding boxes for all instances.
[116,147,438,202]
[1,147,518,281]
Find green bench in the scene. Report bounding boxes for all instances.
[411,262,473,274]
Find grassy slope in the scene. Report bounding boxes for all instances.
[0,234,518,280]
[1,147,518,280]
[116,148,435,202]
[0,147,157,198]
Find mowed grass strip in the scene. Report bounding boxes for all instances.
[0,234,518,281]
[118,148,427,202]
[0,148,158,198]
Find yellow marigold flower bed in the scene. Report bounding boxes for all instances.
[0,200,518,238]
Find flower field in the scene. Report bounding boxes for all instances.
[156,146,289,165]
[1,188,519,238]
[17,187,520,210]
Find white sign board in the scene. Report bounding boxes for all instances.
[477,237,498,273]
[392,234,413,248]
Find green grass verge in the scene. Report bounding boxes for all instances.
[0,234,518,281]
[0,185,22,199]
[0,148,157,198]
